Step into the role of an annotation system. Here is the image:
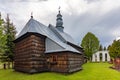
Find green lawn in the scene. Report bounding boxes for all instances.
[0,63,120,80]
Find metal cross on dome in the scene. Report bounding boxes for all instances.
[58,6,61,14]
[31,12,33,18]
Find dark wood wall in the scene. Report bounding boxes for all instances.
[67,42,85,64]
[67,53,83,73]
[14,33,84,74]
[14,34,46,73]
[46,52,83,73]
[46,52,68,73]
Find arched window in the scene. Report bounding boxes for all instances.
[95,54,97,61]
[100,53,102,61]
[105,53,107,61]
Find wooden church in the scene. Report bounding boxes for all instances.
[14,9,84,74]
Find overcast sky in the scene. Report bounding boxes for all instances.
[0,0,120,47]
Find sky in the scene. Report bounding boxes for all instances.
[0,0,120,47]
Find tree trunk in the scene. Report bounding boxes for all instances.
[3,63,6,69]
[89,57,92,62]
[8,61,10,69]
[11,61,14,69]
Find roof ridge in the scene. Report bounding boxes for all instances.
[48,24,66,43]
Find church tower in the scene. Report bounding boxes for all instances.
[56,7,64,32]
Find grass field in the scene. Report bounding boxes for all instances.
[0,63,120,80]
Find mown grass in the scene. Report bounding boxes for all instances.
[0,63,120,80]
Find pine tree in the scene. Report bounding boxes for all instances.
[103,46,106,51]
[3,14,17,68]
[0,12,6,59]
[99,44,103,51]
[81,32,99,61]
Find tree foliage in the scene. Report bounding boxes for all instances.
[103,46,107,51]
[0,13,16,63]
[108,40,120,58]
[81,32,99,60]
[3,14,17,62]
[0,13,6,54]
[99,44,103,51]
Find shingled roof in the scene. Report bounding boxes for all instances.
[17,18,47,38]
[16,8,83,54]
[16,17,82,54]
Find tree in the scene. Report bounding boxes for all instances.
[3,14,17,68]
[108,40,120,58]
[99,44,103,51]
[107,45,111,50]
[103,46,107,51]
[0,12,6,59]
[81,32,99,60]
[108,40,120,67]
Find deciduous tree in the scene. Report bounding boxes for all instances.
[81,32,99,60]
[108,40,120,58]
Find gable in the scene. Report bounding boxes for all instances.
[45,38,65,53]
[17,18,47,39]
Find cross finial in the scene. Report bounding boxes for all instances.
[58,6,61,14]
[31,12,33,18]
[0,12,1,19]
[7,13,10,21]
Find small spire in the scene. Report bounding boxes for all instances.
[31,12,33,18]
[7,13,10,21]
[56,6,64,32]
[58,6,61,14]
[0,12,1,19]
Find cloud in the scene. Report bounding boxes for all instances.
[0,0,48,2]
[0,0,120,47]
[85,0,101,3]
[64,6,120,46]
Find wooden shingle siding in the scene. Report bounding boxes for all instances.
[46,52,83,73]
[14,33,84,74]
[68,53,83,73]
[14,34,46,73]
[46,52,68,73]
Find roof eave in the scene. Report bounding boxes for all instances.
[45,50,81,54]
[13,32,46,43]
